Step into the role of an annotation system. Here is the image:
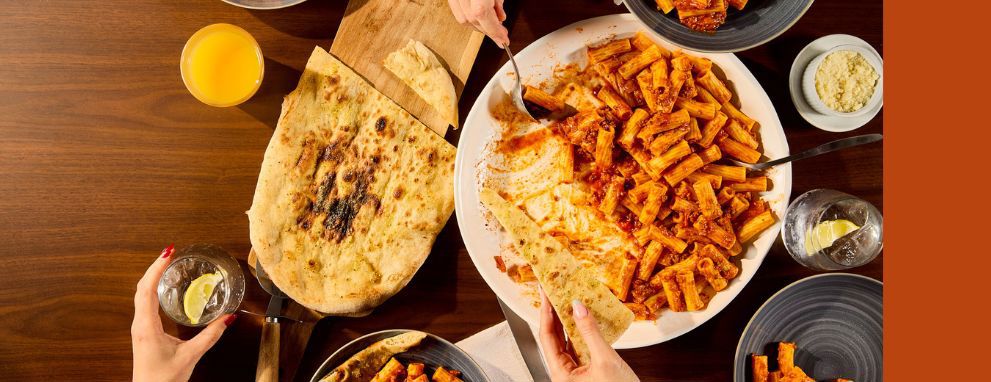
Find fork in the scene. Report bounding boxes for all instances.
[727,134,883,171]
[503,44,539,120]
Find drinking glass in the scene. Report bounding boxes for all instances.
[157,244,246,327]
[781,189,883,271]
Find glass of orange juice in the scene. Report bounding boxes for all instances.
[180,23,264,107]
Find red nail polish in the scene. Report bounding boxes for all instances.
[224,314,238,326]
[161,243,175,258]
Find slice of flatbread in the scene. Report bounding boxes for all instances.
[479,188,633,365]
[248,47,456,315]
[383,40,459,128]
[319,331,427,382]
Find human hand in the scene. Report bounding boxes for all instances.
[538,290,640,382]
[448,0,510,47]
[131,244,236,382]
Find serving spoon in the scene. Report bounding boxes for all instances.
[503,44,539,120]
[727,133,882,171]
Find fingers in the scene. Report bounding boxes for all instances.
[182,314,236,359]
[495,0,507,22]
[448,0,465,23]
[570,299,619,364]
[474,6,510,47]
[449,0,510,47]
[537,288,577,377]
[538,289,565,350]
[133,244,175,331]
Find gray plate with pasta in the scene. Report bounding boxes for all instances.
[624,0,814,53]
[734,273,882,381]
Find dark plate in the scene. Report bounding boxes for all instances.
[734,273,882,382]
[310,329,489,382]
[624,0,814,53]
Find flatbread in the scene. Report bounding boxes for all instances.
[248,47,456,314]
[479,188,633,365]
[383,40,459,128]
[319,331,427,382]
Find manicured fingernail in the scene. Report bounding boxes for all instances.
[160,243,175,258]
[571,299,587,319]
[224,314,237,326]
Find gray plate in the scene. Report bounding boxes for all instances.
[310,329,489,382]
[624,0,814,53]
[222,0,307,10]
[734,273,882,382]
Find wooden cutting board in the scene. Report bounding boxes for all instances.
[250,2,483,381]
[329,0,485,135]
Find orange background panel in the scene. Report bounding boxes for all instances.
[886,0,991,379]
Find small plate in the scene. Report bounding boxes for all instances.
[733,273,882,382]
[309,329,488,382]
[789,34,883,132]
[222,0,307,10]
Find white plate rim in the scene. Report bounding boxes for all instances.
[788,34,884,132]
[221,0,308,10]
[454,13,793,349]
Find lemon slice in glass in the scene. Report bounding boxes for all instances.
[804,219,861,255]
[183,272,223,325]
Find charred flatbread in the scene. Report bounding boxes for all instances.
[248,47,455,314]
[319,331,427,382]
[479,188,633,365]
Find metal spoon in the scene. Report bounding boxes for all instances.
[727,133,882,171]
[503,44,539,120]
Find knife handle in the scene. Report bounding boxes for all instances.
[255,318,280,382]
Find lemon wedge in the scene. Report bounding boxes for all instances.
[183,272,223,325]
[804,219,860,255]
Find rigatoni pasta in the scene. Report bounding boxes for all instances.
[504,31,776,321]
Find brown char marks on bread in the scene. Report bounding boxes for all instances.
[292,115,391,243]
[321,166,376,242]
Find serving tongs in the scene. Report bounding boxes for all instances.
[504,44,577,121]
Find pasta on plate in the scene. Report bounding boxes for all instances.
[487,31,776,321]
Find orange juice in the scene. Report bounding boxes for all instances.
[180,24,264,107]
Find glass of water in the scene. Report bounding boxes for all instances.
[157,244,246,327]
[782,189,883,271]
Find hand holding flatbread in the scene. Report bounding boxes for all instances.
[383,40,459,128]
[479,188,633,365]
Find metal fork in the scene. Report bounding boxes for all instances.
[727,134,883,171]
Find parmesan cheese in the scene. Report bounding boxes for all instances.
[814,50,879,113]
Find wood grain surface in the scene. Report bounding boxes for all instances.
[0,1,882,381]
[330,0,484,134]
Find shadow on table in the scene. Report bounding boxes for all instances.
[238,57,302,130]
[246,0,348,40]
[742,34,817,133]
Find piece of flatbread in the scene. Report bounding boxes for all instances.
[319,331,427,382]
[383,40,459,128]
[248,47,456,315]
[479,188,633,365]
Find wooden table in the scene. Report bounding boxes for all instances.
[0,1,881,381]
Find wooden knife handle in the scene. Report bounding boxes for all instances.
[255,319,280,382]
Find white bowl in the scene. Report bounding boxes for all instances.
[801,44,883,118]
